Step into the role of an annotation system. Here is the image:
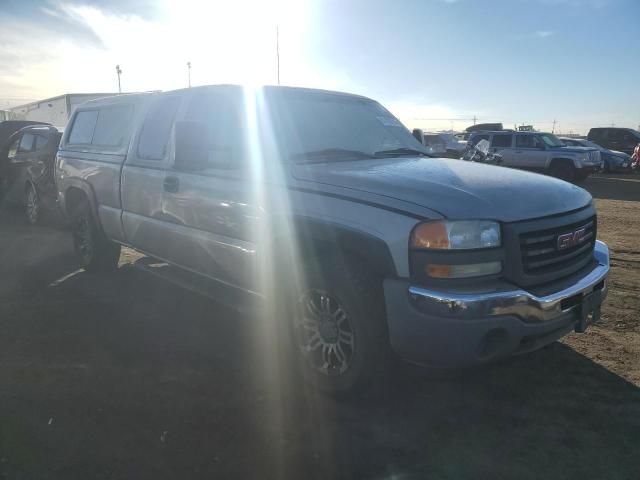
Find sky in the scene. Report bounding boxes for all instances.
[1,0,639,134]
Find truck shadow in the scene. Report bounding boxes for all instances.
[582,173,640,202]
[0,263,638,479]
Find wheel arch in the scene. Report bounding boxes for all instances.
[550,157,579,169]
[63,180,102,231]
[272,216,398,279]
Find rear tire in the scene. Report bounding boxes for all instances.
[550,162,576,182]
[283,256,390,396]
[72,200,121,273]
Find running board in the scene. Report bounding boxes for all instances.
[131,257,262,316]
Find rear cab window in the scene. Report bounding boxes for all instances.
[68,110,98,144]
[65,104,135,151]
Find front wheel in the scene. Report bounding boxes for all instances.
[72,201,121,273]
[550,162,576,182]
[286,257,390,395]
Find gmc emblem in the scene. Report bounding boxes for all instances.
[557,227,588,250]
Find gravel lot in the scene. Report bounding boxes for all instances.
[1,173,639,479]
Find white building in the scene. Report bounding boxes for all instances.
[7,93,119,127]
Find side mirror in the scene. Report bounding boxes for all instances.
[412,128,424,144]
[174,121,209,171]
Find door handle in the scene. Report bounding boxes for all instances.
[163,176,179,193]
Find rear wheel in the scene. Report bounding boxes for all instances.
[72,200,121,273]
[25,183,40,224]
[284,256,390,395]
[550,162,576,182]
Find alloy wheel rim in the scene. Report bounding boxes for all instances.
[26,188,38,222]
[294,290,355,376]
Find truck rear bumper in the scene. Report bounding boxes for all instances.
[383,240,609,368]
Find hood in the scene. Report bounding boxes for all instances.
[609,149,630,159]
[558,146,597,154]
[292,157,592,223]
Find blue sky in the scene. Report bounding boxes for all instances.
[1,0,639,133]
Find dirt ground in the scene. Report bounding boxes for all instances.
[0,173,639,480]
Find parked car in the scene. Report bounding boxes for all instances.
[560,137,630,172]
[467,131,601,181]
[55,85,609,394]
[0,125,62,223]
[587,127,640,156]
[0,120,49,149]
[437,132,468,158]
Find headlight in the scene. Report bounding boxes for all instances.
[411,220,501,250]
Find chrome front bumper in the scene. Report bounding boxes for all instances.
[408,240,609,323]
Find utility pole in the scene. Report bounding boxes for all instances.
[473,115,477,125]
[115,65,122,93]
[276,25,281,85]
[187,61,191,88]
[552,119,557,133]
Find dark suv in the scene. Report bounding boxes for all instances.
[0,125,63,223]
[587,128,640,156]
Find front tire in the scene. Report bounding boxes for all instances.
[550,162,576,182]
[286,256,390,395]
[72,200,121,273]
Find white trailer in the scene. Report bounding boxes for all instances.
[7,93,119,128]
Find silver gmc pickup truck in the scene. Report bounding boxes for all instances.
[55,85,609,394]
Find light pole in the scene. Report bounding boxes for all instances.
[115,65,122,93]
[187,61,191,88]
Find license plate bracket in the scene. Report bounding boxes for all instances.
[575,290,602,333]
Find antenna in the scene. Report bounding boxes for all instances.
[115,65,122,93]
[187,61,192,88]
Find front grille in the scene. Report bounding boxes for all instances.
[589,150,601,164]
[520,216,596,276]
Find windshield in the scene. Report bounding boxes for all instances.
[266,90,429,160]
[539,133,565,147]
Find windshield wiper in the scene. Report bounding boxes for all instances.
[291,148,375,163]
[374,147,431,158]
